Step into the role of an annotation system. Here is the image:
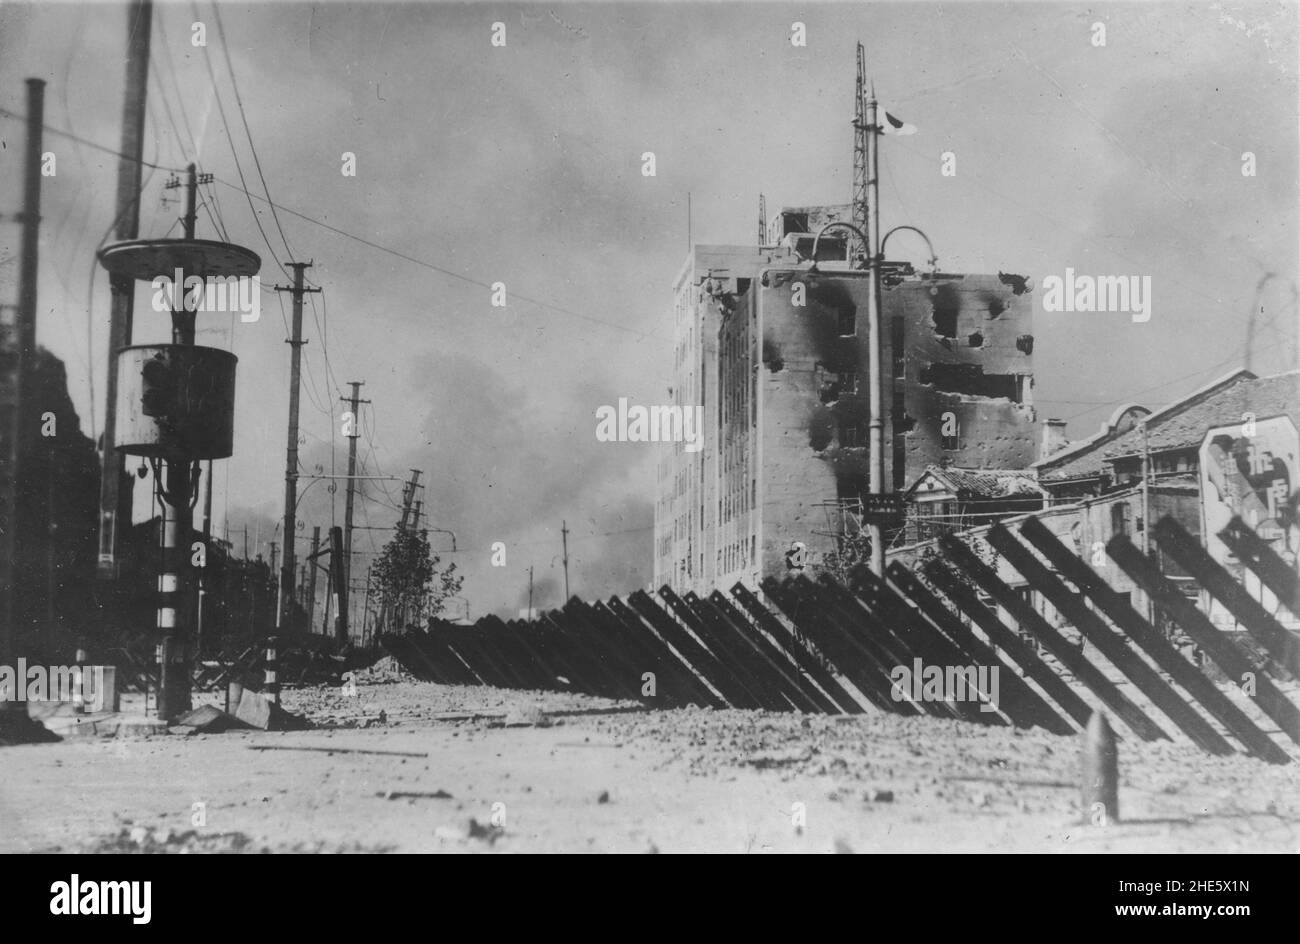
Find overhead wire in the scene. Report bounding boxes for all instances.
[209,175,670,343]
[188,0,291,284]
[209,0,296,263]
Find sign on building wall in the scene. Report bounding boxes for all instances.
[1199,416,1300,617]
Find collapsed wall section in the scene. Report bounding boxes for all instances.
[886,273,1037,481]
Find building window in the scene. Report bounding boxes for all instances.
[932,306,958,338]
[838,307,856,336]
[841,424,860,447]
[1111,501,1131,538]
[837,371,858,395]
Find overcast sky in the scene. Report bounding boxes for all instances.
[0,1,1296,616]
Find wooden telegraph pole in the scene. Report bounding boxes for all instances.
[274,262,319,635]
[0,79,52,741]
[97,0,152,577]
[340,380,369,628]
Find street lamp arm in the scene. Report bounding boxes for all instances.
[880,225,938,271]
[808,221,872,272]
[423,527,457,552]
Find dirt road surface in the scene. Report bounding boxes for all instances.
[3,669,1298,853]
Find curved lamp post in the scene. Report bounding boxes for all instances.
[807,220,871,272]
[881,225,938,273]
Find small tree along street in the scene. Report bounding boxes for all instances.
[369,528,462,631]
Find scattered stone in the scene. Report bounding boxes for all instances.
[233,689,311,731]
[871,790,895,803]
[171,704,249,735]
[467,818,505,845]
[597,790,610,804]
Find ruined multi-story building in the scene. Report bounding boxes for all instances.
[655,207,1038,593]
[655,243,785,594]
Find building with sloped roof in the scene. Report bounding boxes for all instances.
[890,368,1299,633]
[1034,369,1297,498]
[902,465,1045,544]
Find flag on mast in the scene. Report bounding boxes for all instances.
[880,110,917,135]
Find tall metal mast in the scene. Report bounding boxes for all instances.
[852,42,868,264]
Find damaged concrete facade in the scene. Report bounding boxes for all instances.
[653,212,869,592]
[656,217,1038,594]
[720,266,1036,588]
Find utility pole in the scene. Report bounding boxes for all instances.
[865,75,886,578]
[397,469,421,531]
[1139,417,1155,626]
[0,79,46,739]
[377,471,421,634]
[561,520,571,601]
[196,457,213,652]
[97,0,152,576]
[306,526,320,632]
[320,576,332,635]
[758,193,767,247]
[527,564,534,619]
[360,563,373,646]
[340,380,368,622]
[330,525,347,644]
[146,163,212,719]
[274,261,320,634]
[269,540,278,579]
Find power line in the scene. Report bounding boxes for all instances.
[311,290,343,402]
[422,524,655,556]
[148,57,190,167]
[154,6,201,162]
[209,0,296,262]
[188,0,291,285]
[209,175,670,342]
[1051,298,1298,428]
[0,107,184,172]
[1006,41,1266,276]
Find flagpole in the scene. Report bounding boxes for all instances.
[866,80,886,577]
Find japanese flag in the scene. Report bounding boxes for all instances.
[880,110,917,135]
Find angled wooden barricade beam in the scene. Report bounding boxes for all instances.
[1154,517,1300,678]
[729,583,864,714]
[605,596,726,709]
[1018,516,1288,764]
[923,553,1122,737]
[844,571,1007,726]
[978,525,1231,756]
[708,590,841,713]
[684,591,818,711]
[880,565,1074,734]
[628,589,757,709]
[761,577,902,713]
[1217,515,1300,620]
[659,586,790,711]
[1108,534,1300,753]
